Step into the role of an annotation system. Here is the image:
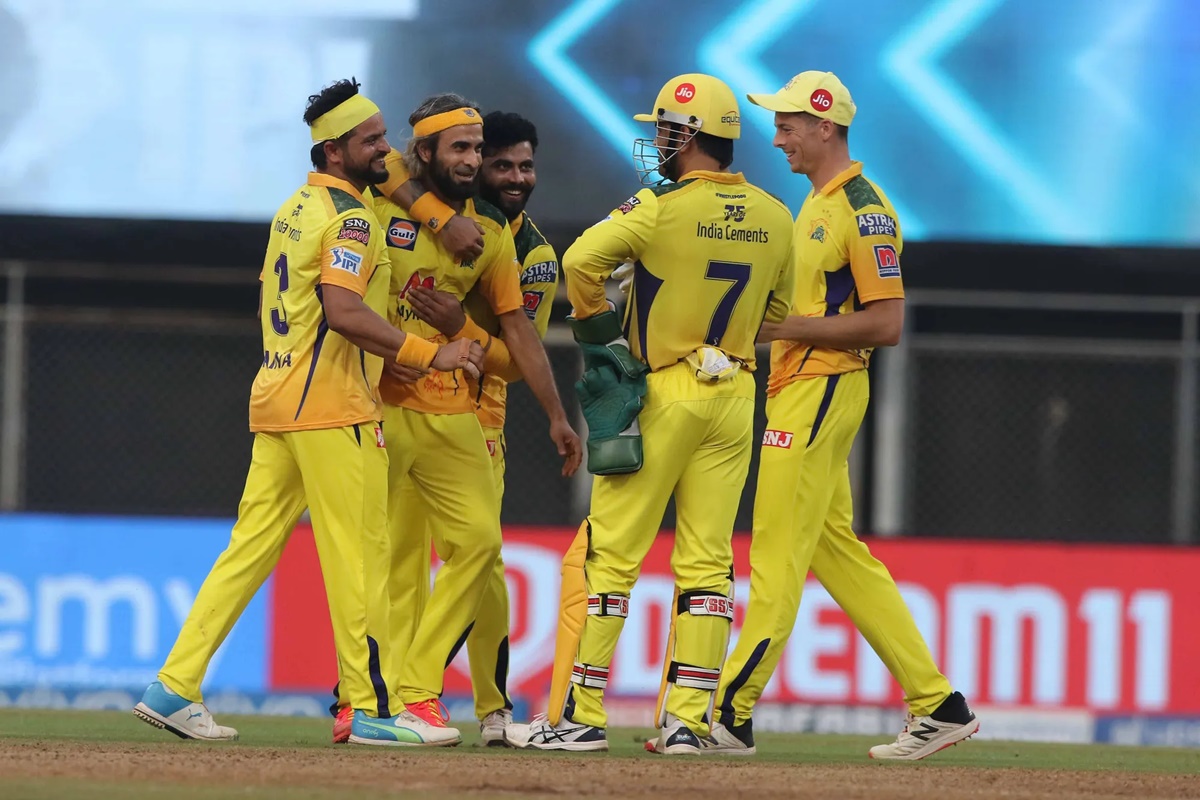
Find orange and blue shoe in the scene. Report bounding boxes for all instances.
[348,700,461,747]
[332,705,353,744]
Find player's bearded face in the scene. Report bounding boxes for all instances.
[343,140,389,185]
[653,123,689,182]
[427,134,481,202]
[340,116,390,185]
[480,141,536,221]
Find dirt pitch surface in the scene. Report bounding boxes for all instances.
[1,711,1197,800]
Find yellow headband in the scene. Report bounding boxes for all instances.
[310,94,381,143]
[412,107,482,138]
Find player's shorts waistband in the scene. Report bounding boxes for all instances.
[644,361,755,408]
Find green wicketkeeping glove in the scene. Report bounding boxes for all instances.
[575,363,646,475]
[569,310,648,380]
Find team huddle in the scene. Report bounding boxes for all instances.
[132,68,979,761]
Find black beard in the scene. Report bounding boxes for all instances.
[430,164,478,202]
[347,160,389,186]
[479,183,530,221]
[657,153,681,182]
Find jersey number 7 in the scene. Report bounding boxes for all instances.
[704,260,751,347]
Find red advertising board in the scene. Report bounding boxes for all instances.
[270,527,1200,713]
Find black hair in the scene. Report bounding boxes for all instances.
[304,78,361,169]
[693,130,734,169]
[403,92,483,178]
[482,111,539,156]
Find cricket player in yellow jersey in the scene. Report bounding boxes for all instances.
[369,93,581,746]
[329,111,560,746]
[132,79,482,746]
[707,71,979,760]
[510,74,795,754]
[404,111,560,745]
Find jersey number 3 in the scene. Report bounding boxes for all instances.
[271,254,290,335]
[704,260,751,346]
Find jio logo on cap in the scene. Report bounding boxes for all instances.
[810,88,834,112]
[675,83,696,103]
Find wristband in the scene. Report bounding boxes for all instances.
[410,193,455,234]
[396,335,438,369]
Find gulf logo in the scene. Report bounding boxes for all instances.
[387,218,420,251]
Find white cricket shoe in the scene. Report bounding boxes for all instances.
[703,719,757,756]
[655,715,703,755]
[133,681,238,741]
[480,708,513,747]
[506,712,608,752]
[869,692,980,761]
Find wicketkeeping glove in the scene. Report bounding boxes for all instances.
[575,363,646,474]
[569,310,648,381]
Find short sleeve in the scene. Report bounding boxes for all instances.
[847,207,905,303]
[476,225,524,315]
[318,213,376,296]
[519,242,560,337]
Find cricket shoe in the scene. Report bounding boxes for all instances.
[332,705,353,744]
[132,681,238,741]
[480,708,513,747]
[643,715,757,756]
[347,702,462,747]
[868,692,980,761]
[652,715,705,755]
[702,718,757,756]
[506,712,608,752]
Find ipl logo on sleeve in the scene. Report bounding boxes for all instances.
[330,247,363,276]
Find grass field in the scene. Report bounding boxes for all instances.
[1,709,1197,799]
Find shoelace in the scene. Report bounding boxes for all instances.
[411,698,451,725]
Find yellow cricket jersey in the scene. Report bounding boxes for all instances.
[768,162,905,397]
[249,173,390,432]
[374,192,524,414]
[463,211,559,429]
[564,170,794,371]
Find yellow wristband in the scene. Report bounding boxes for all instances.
[410,192,455,234]
[454,316,487,342]
[396,335,438,369]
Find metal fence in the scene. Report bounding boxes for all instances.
[2,261,1197,544]
[871,291,1200,544]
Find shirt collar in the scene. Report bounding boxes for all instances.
[814,161,864,197]
[307,172,368,204]
[677,170,746,185]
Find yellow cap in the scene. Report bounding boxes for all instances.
[633,73,741,140]
[746,71,856,126]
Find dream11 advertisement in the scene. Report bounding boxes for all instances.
[4,516,1200,746]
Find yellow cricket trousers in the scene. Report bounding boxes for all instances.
[392,427,512,720]
[571,362,755,735]
[383,405,502,705]
[161,425,395,716]
[716,369,951,725]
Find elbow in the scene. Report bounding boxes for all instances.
[561,243,584,281]
[323,304,351,337]
[878,324,902,348]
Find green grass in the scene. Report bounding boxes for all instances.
[1,709,1197,800]
[2,708,1197,770]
